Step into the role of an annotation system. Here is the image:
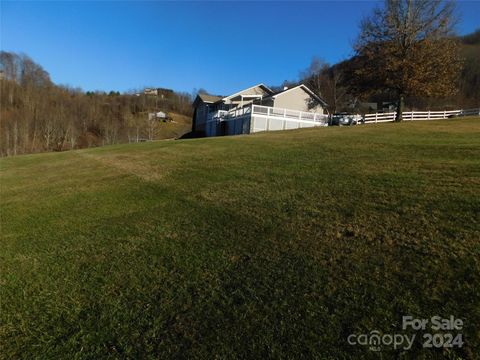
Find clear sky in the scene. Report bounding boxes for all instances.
[1,1,479,95]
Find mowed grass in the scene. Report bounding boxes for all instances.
[1,119,479,359]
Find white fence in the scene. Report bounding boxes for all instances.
[364,108,480,124]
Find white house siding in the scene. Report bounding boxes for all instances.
[272,87,324,114]
[250,115,321,133]
[204,113,324,137]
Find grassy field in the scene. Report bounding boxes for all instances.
[1,118,479,359]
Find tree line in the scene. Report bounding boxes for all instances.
[0,52,192,157]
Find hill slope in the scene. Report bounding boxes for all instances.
[1,119,479,358]
[154,112,192,139]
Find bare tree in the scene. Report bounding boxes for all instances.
[300,57,329,99]
[300,58,349,113]
[0,51,194,156]
[350,0,462,121]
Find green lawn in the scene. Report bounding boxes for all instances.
[1,119,479,359]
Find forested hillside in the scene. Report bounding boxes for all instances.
[460,30,480,104]
[0,52,192,157]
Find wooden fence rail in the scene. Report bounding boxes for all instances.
[363,108,480,124]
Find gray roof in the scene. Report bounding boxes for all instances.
[197,93,223,103]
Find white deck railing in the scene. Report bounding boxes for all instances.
[208,104,328,124]
[208,106,252,121]
[226,106,252,118]
[364,108,480,124]
[251,105,328,123]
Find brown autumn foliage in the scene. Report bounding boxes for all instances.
[347,0,463,120]
[299,27,479,114]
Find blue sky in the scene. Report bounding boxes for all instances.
[1,1,479,95]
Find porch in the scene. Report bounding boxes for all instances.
[205,104,328,137]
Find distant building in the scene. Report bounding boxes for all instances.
[378,101,397,112]
[359,102,378,113]
[349,100,396,114]
[144,88,158,96]
[148,111,167,120]
[143,88,174,98]
[157,88,174,99]
[156,111,166,119]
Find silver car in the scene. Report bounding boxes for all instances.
[331,113,364,126]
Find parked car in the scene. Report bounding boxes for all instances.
[330,113,364,126]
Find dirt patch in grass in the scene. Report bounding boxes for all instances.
[76,151,168,182]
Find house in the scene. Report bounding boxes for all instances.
[156,111,167,119]
[358,102,378,113]
[148,111,167,120]
[192,83,328,137]
[379,101,397,112]
[144,88,158,96]
[157,88,174,99]
[142,87,174,99]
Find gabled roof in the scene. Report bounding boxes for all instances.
[193,83,328,108]
[197,93,223,103]
[221,83,274,101]
[266,84,328,106]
